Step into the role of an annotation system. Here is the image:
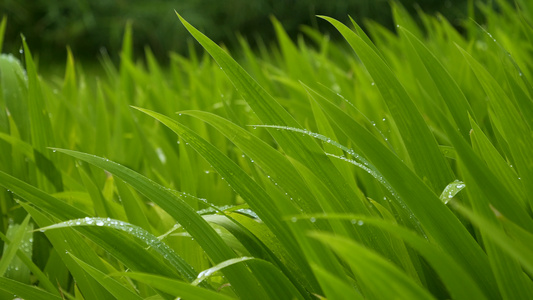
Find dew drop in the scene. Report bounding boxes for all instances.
[310,217,316,223]
[291,217,297,223]
[371,82,375,86]
[357,220,364,226]
[96,220,104,226]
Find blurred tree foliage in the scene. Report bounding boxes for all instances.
[2,0,472,63]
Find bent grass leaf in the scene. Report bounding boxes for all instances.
[311,232,436,300]
[0,277,62,300]
[118,272,234,300]
[37,217,197,282]
[319,16,454,193]
[50,148,268,300]
[305,79,498,296]
[67,253,144,300]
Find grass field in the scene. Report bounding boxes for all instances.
[1,1,533,299]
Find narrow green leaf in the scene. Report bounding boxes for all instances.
[307,84,498,296]
[38,217,197,283]
[0,214,31,276]
[118,272,234,300]
[0,277,62,300]
[50,148,269,300]
[68,253,144,300]
[311,232,436,300]
[319,16,454,193]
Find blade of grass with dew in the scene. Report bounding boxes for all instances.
[117,272,234,300]
[305,83,498,296]
[0,214,31,276]
[319,16,454,193]
[176,14,387,251]
[21,203,115,300]
[469,116,526,207]
[38,217,198,283]
[461,161,533,299]
[133,107,318,296]
[311,232,436,300]
[180,111,320,214]
[49,148,269,300]
[457,45,533,205]
[193,257,304,300]
[399,28,474,140]
[0,170,191,281]
[67,253,144,300]
[205,211,327,297]
[0,231,59,295]
[0,277,62,300]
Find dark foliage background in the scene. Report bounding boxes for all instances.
[2,0,471,64]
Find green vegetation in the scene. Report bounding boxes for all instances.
[1,1,533,299]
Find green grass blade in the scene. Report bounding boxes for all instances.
[0,231,59,295]
[457,45,533,206]
[0,214,31,276]
[399,28,474,139]
[307,85,498,296]
[118,272,234,300]
[311,232,436,300]
[50,148,269,300]
[132,107,313,295]
[67,253,144,300]
[115,178,152,231]
[0,277,62,300]
[38,217,198,283]
[319,16,454,193]
[310,264,363,300]
[176,14,380,235]
[453,203,533,277]
[22,203,116,300]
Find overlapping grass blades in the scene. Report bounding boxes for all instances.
[1,2,533,299]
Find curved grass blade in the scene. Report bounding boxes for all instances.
[0,214,31,276]
[306,82,498,296]
[311,264,363,300]
[176,14,382,240]
[0,170,200,289]
[67,253,143,300]
[298,213,488,300]
[37,217,197,283]
[399,27,474,140]
[319,16,454,193]
[133,106,317,296]
[0,231,59,295]
[117,272,234,300]
[50,148,269,300]
[0,277,62,300]
[452,203,533,277]
[311,232,436,300]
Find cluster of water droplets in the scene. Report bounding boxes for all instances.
[39,217,196,282]
[439,180,466,205]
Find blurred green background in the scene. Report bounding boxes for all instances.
[2,0,471,64]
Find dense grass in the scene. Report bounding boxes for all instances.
[1,1,533,299]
